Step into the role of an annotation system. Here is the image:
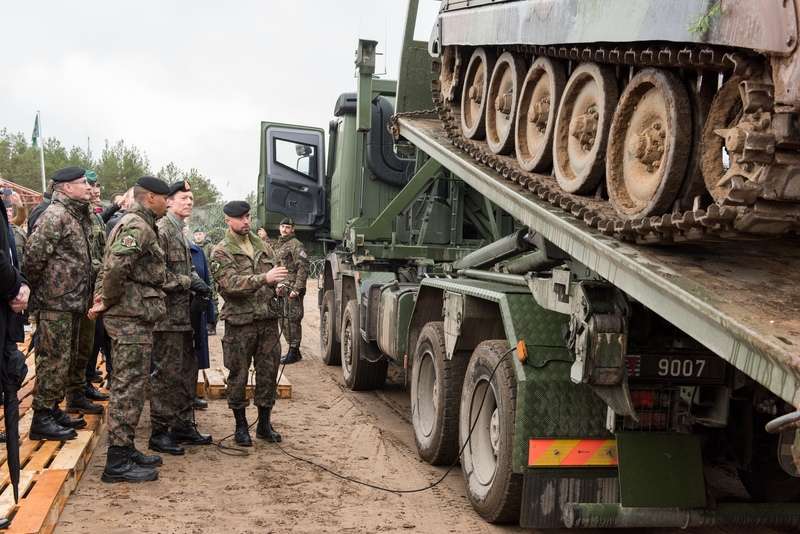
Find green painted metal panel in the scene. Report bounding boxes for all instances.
[616,432,706,508]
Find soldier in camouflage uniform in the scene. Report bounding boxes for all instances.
[148,180,212,456]
[66,171,107,415]
[23,167,94,441]
[210,201,287,447]
[89,176,170,483]
[274,217,309,365]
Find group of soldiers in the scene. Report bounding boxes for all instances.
[17,167,308,483]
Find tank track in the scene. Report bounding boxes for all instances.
[391,43,800,245]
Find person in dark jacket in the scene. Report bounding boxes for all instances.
[188,236,215,410]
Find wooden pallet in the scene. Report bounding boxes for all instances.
[198,367,292,400]
[0,334,109,533]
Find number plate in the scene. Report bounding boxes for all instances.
[626,354,726,384]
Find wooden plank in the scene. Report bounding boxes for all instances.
[0,441,42,489]
[277,372,292,400]
[49,431,92,472]
[22,442,61,473]
[205,368,227,399]
[196,370,206,397]
[7,469,70,534]
[0,471,35,520]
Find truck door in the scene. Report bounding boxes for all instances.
[259,122,325,228]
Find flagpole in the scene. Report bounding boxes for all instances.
[36,111,46,193]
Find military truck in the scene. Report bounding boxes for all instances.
[258,1,800,528]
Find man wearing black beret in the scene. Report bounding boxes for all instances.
[89,175,169,482]
[24,166,94,441]
[210,201,288,446]
[149,180,212,456]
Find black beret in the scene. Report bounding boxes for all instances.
[168,180,192,197]
[279,216,295,226]
[223,201,250,217]
[136,176,170,195]
[52,166,86,183]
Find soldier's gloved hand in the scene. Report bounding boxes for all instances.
[265,266,288,286]
[190,277,211,296]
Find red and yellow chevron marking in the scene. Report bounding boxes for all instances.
[528,439,618,467]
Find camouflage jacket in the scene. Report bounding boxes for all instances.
[96,203,166,324]
[210,230,278,325]
[23,192,93,314]
[11,224,26,272]
[155,211,193,332]
[273,235,309,293]
[89,212,107,286]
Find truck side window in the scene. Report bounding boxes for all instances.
[273,137,317,180]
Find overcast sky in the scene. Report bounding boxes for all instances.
[0,1,439,199]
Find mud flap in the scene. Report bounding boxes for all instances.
[617,432,706,508]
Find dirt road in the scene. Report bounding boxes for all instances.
[55,286,790,534]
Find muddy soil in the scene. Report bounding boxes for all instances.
[55,286,790,534]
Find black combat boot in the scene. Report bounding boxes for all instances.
[52,406,87,429]
[131,447,163,467]
[66,391,104,415]
[171,421,213,445]
[85,384,109,401]
[256,406,282,442]
[148,431,185,456]
[232,408,252,447]
[101,446,158,483]
[29,409,77,441]
[280,347,302,365]
[193,397,208,410]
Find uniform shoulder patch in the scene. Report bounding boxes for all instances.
[299,249,308,259]
[121,235,137,248]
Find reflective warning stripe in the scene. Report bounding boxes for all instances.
[528,439,618,467]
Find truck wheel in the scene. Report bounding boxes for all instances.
[320,290,340,366]
[340,299,387,391]
[459,340,522,523]
[411,322,468,466]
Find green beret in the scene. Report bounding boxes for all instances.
[85,170,98,184]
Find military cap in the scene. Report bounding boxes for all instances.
[279,216,295,226]
[136,176,170,195]
[168,179,192,197]
[223,200,250,217]
[85,170,98,184]
[52,166,86,183]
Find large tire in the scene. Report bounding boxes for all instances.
[320,290,340,366]
[459,340,522,523]
[411,322,468,466]
[340,299,387,391]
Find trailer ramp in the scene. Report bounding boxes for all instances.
[397,117,800,407]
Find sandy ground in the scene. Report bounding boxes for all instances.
[54,286,791,534]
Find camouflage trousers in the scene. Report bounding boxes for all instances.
[33,311,81,411]
[280,296,304,349]
[66,315,95,394]
[104,317,153,448]
[222,321,280,410]
[150,330,195,433]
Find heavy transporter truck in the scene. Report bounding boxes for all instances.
[257,1,800,528]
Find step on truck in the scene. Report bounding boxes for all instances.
[257,1,800,528]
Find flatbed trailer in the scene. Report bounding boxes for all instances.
[397,116,800,409]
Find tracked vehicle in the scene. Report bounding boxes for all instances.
[258,1,800,528]
[430,0,800,243]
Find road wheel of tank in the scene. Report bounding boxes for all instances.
[340,299,387,391]
[320,290,340,366]
[486,52,526,155]
[461,48,497,140]
[411,322,468,466]
[553,63,619,194]
[515,57,567,172]
[439,46,463,103]
[606,68,691,219]
[700,76,745,203]
[459,340,522,523]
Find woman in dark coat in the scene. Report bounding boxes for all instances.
[189,242,215,370]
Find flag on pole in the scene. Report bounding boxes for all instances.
[32,112,41,148]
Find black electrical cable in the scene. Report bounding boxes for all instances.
[270,346,516,494]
